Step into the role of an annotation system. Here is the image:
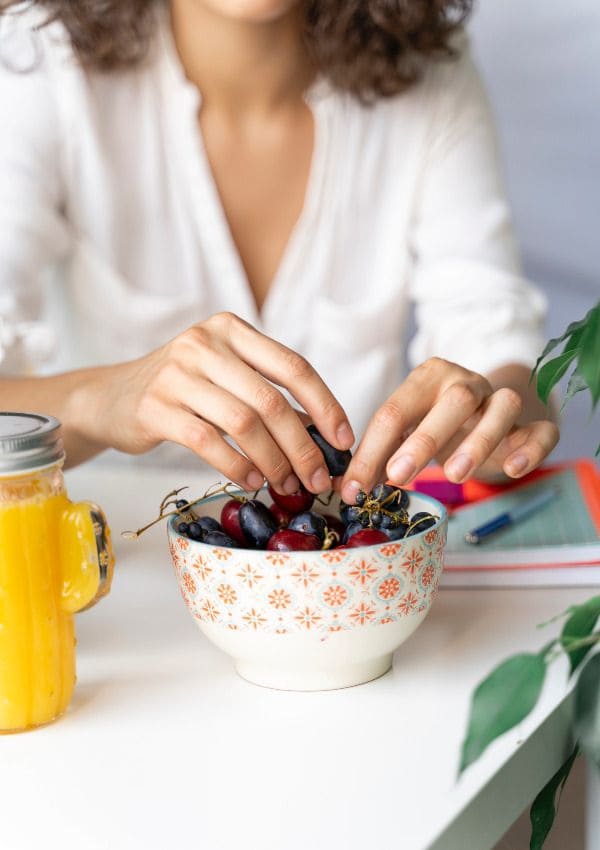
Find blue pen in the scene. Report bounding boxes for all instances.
[464,487,560,544]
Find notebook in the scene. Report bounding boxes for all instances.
[438,460,600,588]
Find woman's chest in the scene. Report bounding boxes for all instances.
[198,101,315,313]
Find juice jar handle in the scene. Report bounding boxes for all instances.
[59,501,115,614]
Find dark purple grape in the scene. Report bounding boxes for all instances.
[288,511,327,543]
[203,530,241,548]
[342,521,363,544]
[187,521,204,541]
[355,490,367,507]
[239,500,278,548]
[380,512,403,530]
[177,521,190,536]
[370,510,383,528]
[340,502,358,525]
[194,516,222,535]
[406,512,437,536]
[306,424,352,477]
[340,502,369,525]
[372,484,409,513]
[382,523,409,541]
[176,499,189,510]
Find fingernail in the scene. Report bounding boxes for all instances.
[446,453,473,482]
[311,466,331,493]
[342,480,362,504]
[283,474,301,494]
[246,471,265,490]
[507,454,529,476]
[388,454,416,484]
[336,422,354,448]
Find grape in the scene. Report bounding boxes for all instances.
[306,424,352,477]
[267,530,321,551]
[268,483,314,514]
[239,500,278,548]
[288,511,327,543]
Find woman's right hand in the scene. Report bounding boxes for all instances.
[77,312,354,494]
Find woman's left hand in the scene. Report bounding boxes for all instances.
[340,357,559,505]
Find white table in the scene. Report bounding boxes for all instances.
[0,466,596,850]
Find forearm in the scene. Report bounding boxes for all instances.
[0,368,116,468]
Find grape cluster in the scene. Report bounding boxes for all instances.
[339,483,436,542]
[174,427,438,551]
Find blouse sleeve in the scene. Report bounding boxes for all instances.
[0,11,70,375]
[407,34,547,375]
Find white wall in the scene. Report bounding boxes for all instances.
[468,0,600,460]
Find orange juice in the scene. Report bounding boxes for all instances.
[0,413,114,732]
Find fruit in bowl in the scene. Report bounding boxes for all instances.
[167,487,447,691]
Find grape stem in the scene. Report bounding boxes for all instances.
[322,528,339,550]
[121,480,249,539]
[403,514,439,537]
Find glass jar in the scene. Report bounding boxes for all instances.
[0,412,114,732]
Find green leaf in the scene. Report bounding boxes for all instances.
[459,652,547,774]
[577,303,600,408]
[574,652,600,769]
[561,369,589,412]
[561,597,600,674]
[529,744,579,850]
[562,326,586,354]
[536,350,578,405]
[531,314,591,378]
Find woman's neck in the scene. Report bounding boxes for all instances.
[169,0,314,117]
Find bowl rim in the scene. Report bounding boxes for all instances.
[167,487,448,555]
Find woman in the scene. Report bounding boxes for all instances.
[0,0,558,504]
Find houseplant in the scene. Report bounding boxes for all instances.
[459,300,600,849]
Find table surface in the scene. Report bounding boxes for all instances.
[0,465,594,850]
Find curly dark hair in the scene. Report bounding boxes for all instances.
[1,0,473,101]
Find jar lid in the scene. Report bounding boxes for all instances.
[0,412,65,474]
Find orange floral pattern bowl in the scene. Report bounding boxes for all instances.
[167,490,447,691]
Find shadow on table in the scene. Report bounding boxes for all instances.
[67,667,195,722]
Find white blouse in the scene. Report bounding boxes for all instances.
[0,5,547,442]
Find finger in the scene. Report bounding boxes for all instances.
[340,387,432,504]
[222,314,355,452]
[443,388,523,482]
[193,344,332,494]
[160,405,265,492]
[175,373,299,493]
[385,378,490,487]
[340,359,485,503]
[502,420,560,478]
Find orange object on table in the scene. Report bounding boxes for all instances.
[407,461,598,512]
[0,413,114,733]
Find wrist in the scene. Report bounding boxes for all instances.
[62,364,120,464]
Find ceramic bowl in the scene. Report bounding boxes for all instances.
[167,490,447,691]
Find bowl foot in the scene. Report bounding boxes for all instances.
[234,654,393,691]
